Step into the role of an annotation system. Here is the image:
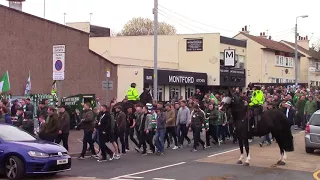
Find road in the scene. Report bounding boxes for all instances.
[14,129,320,180]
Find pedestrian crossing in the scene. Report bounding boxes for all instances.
[111,175,175,180]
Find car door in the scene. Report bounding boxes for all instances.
[309,114,320,144]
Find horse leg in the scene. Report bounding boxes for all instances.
[237,138,244,164]
[243,138,250,166]
[275,135,286,166]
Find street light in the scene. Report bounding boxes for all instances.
[294,15,308,86]
[90,13,93,23]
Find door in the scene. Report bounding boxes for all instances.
[169,86,180,101]
[150,85,164,102]
[185,86,195,100]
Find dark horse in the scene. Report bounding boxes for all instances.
[222,94,294,166]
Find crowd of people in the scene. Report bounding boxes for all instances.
[0,84,319,163]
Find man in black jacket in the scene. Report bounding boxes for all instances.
[55,105,70,151]
[97,105,114,162]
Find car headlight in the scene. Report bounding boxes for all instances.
[28,151,49,158]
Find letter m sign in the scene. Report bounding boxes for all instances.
[224,49,236,67]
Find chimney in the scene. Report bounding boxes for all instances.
[259,32,267,38]
[269,36,272,40]
[297,35,310,50]
[7,0,25,11]
[240,25,250,34]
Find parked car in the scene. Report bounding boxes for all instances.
[305,110,320,153]
[0,124,71,180]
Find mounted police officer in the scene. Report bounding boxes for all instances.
[127,83,140,104]
[249,86,264,131]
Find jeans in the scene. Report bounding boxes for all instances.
[125,127,139,149]
[177,124,191,146]
[93,129,99,145]
[99,133,113,159]
[154,129,166,153]
[116,128,126,154]
[81,130,96,157]
[55,133,69,151]
[218,125,226,142]
[138,131,155,153]
[192,126,204,150]
[260,134,271,144]
[165,126,178,147]
[209,125,219,144]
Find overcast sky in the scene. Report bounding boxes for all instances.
[1,0,319,45]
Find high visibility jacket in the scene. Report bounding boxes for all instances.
[127,87,140,101]
[249,90,264,106]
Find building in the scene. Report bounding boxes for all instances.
[76,24,247,101]
[234,29,306,86]
[0,5,117,103]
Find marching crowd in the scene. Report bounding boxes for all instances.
[0,84,320,162]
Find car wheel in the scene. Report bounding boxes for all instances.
[4,156,25,180]
[305,147,314,153]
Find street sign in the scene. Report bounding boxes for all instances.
[53,72,65,80]
[102,81,108,90]
[53,53,65,72]
[224,49,236,67]
[108,81,113,90]
[53,45,65,53]
[106,71,110,78]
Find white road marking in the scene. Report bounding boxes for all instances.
[153,178,176,180]
[110,162,186,179]
[123,176,144,179]
[207,148,238,157]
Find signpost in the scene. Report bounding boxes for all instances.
[103,68,112,104]
[223,49,236,91]
[53,45,66,105]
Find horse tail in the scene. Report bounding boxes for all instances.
[280,112,294,152]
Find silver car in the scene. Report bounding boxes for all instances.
[305,110,320,153]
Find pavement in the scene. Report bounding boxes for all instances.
[14,129,320,180]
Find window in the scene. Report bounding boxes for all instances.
[275,55,293,67]
[309,114,320,126]
[316,63,319,70]
[0,125,36,141]
[220,52,224,60]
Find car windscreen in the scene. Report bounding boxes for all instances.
[0,125,36,141]
[309,114,320,126]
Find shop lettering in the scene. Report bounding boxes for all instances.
[168,76,194,84]
[196,79,205,83]
[146,76,152,80]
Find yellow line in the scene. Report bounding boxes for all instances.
[313,169,320,180]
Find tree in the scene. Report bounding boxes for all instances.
[118,17,176,36]
[311,40,320,52]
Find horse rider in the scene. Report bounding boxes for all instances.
[248,86,265,131]
[127,83,140,104]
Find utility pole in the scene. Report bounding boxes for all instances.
[64,13,67,25]
[90,13,93,24]
[153,0,158,101]
[43,0,45,18]
[295,15,308,87]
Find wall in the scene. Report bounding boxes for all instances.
[177,33,220,85]
[117,65,144,100]
[66,22,90,33]
[0,6,117,103]
[234,33,263,83]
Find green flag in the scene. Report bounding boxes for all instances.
[0,71,10,93]
[210,93,218,105]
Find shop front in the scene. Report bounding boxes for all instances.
[143,69,207,102]
[219,67,246,88]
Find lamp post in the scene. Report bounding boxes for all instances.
[90,13,93,23]
[63,13,67,25]
[153,0,158,101]
[295,15,308,86]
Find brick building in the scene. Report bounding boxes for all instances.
[0,5,117,103]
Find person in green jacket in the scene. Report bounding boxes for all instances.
[296,95,307,129]
[205,104,219,146]
[304,96,317,124]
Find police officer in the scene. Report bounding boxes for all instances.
[127,83,140,104]
[249,86,264,130]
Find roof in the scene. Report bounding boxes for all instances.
[237,32,304,56]
[220,36,246,48]
[0,4,89,35]
[90,25,110,37]
[281,41,311,57]
[89,50,117,65]
[309,49,320,60]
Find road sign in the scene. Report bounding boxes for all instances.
[106,70,110,78]
[102,81,108,90]
[53,45,65,53]
[53,72,65,80]
[108,81,113,90]
[53,53,65,72]
[224,49,236,67]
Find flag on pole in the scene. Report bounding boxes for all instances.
[210,93,218,105]
[24,71,31,95]
[0,71,10,93]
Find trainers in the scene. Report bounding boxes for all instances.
[91,154,99,159]
[114,154,120,160]
[248,139,253,143]
[147,150,154,154]
[135,147,141,153]
[125,149,130,152]
[109,153,115,161]
[191,149,197,152]
[259,143,263,147]
[141,152,147,156]
[77,156,85,160]
[178,145,183,149]
[97,158,107,162]
[172,146,179,150]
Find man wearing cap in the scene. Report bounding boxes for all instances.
[248,86,265,131]
[55,105,70,151]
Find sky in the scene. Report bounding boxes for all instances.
[1,0,319,45]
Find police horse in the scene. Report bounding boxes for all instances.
[222,95,294,166]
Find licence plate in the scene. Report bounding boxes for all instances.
[57,159,68,165]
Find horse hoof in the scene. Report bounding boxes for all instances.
[236,160,243,164]
[278,161,286,166]
[243,162,250,166]
[276,160,281,165]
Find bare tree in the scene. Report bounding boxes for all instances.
[311,40,320,52]
[110,29,118,37]
[118,17,176,36]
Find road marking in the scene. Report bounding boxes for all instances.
[207,148,238,157]
[110,162,186,179]
[153,178,176,180]
[313,169,320,180]
[123,176,144,179]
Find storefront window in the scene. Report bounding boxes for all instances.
[170,87,180,101]
[185,87,194,99]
